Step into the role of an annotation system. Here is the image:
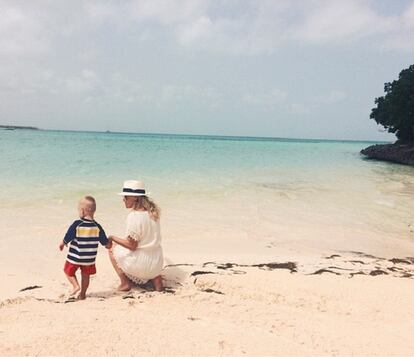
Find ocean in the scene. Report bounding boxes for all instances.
[1,129,413,259]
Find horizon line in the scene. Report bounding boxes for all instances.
[1,125,392,144]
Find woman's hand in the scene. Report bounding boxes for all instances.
[108,235,137,251]
[126,236,138,251]
[105,237,113,249]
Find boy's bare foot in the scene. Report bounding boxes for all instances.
[117,283,131,292]
[69,287,80,296]
[78,294,86,300]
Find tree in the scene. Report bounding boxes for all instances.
[370,64,414,143]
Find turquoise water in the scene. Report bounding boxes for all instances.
[0,129,404,200]
[1,128,414,256]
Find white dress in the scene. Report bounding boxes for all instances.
[113,210,164,284]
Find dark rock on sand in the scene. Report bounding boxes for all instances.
[350,271,366,278]
[389,258,412,265]
[325,254,341,259]
[19,285,42,292]
[191,271,216,277]
[369,269,388,276]
[311,269,341,275]
[202,261,297,273]
[201,288,224,295]
[251,262,297,272]
[361,143,414,166]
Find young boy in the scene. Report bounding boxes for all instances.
[59,196,111,300]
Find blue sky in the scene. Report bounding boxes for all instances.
[1,0,414,140]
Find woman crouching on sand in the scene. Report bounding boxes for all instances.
[108,180,164,292]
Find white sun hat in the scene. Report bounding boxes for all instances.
[118,180,149,196]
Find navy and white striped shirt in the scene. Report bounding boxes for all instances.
[63,219,109,266]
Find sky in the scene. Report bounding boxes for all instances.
[1,0,414,141]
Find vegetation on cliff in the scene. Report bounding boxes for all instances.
[370,64,414,144]
[362,65,414,166]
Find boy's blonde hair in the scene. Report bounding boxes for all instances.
[80,196,96,215]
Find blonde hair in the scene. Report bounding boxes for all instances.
[134,196,160,221]
[81,196,96,214]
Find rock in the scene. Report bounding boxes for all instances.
[369,269,388,276]
[19,285,42,292]
[191,271,216,276]
[361,143,414,166]
[201,288,224,295]
[310,269,341,275]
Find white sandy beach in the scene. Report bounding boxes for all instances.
[1,261,414,356]
[1,204,414,357]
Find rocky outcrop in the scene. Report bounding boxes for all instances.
[361,143,414,166]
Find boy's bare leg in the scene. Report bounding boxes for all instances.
[151,275,163,292]
[66,274,80,296]
[79,274,90,300]
[108,246,131,291]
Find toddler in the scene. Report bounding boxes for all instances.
[59,196,111,299]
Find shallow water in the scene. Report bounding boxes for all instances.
[1,129,413,258]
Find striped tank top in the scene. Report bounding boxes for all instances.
[63,218,109,265]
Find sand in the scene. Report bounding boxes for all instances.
[1,196,414,356]
[1,247,414,356]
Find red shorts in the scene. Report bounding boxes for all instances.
[64,261,96,276]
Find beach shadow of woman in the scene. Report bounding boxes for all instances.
[88,259,187,299]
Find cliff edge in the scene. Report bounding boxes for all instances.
[361,143,414,166]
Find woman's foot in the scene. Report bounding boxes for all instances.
[117,283,131,292]
[151,276,163,292]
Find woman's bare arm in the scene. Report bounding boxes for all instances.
[108,235,138,251]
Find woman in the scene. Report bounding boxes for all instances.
[108,180,164,292]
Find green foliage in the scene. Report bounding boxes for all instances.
[370,64,414,143]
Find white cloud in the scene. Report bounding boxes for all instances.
[1,0,411,59]
[65,70,99,94]
[383,1,414,51]
[85,2,120,24]
[128,0,208,25]
[177,16,213,44]
[301,89,348,113]
[383,32,414,51]
[0,5,48,56]
[159,84,222,109]
[402,1,414,27]
[286,103,312,115]
[133,0,409,54]
[317,90,347,105]
[242,88,346,115]
[175,2,290,55]
[243,89,287,108]
[291,0,394,45]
